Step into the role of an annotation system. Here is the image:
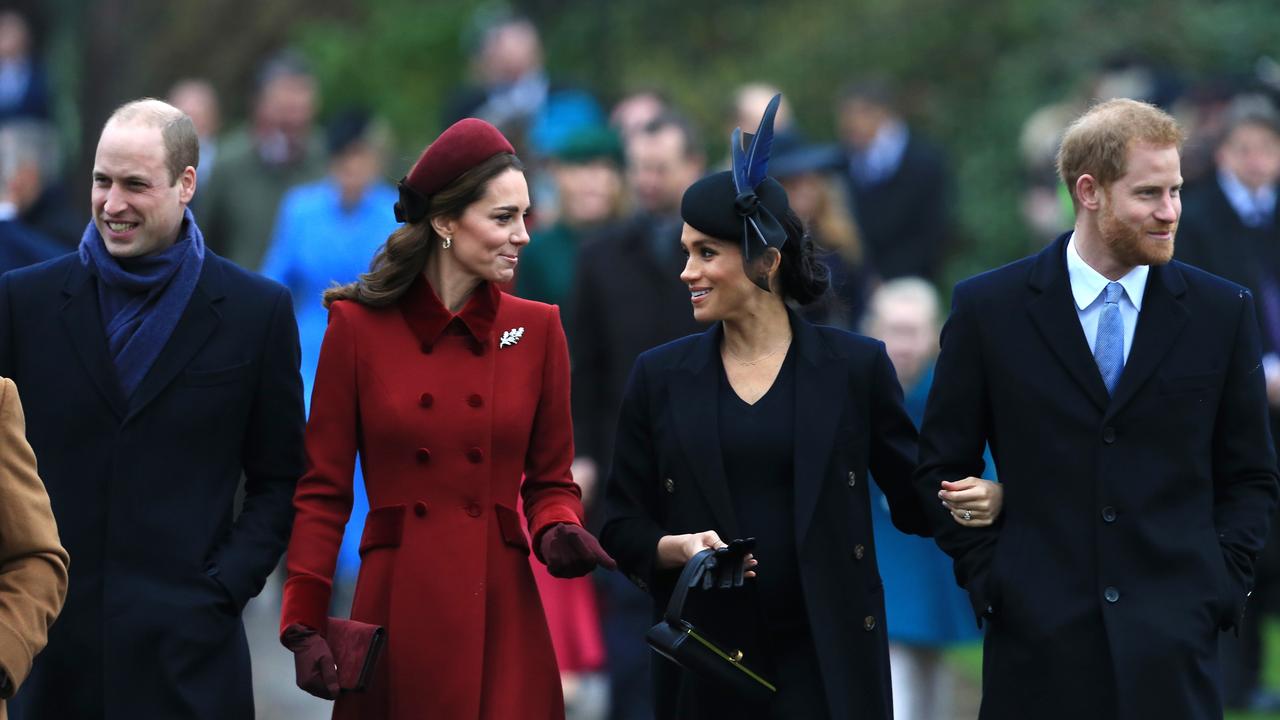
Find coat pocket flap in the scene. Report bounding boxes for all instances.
[359,504,406,556]
[494,504,531,554]
[1158,371,1219,394]
[182,362,252,386]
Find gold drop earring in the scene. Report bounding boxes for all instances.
[442,235,452,249]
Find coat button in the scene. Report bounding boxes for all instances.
[467,447,484,463]
[863,615,876,631]
[416,448,431,463]
[468,394,483,408]
[465,503,482,518]
[853,544,865,561]
[1101,506,1117,523]
[1104,586,1120,603]
[413,501,428,518]
[419,393,433,408]
[664,478,675,494]
[420,342,433,354]
[847,471,857,487]
[1102,427,1116,444]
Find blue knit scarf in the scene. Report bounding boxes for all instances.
[78,207,206,398]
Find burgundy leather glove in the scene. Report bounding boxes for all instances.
[282,623,340,700]
[539,523,617,578]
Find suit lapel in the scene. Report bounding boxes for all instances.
[668,325,740,537]
[1105,263,1188,418]
[791,313,846,546]
[126,258,225,420]
[59,263,127,419]
[1026,234,1110,412]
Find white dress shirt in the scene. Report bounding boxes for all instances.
[1066,234,1148,364]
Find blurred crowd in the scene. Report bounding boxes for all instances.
[5,5,1280,718]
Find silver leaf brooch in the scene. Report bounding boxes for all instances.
[499,327,525,349]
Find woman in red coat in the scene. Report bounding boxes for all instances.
[279,118,615,719]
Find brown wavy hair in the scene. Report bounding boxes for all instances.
[323,152,525,308]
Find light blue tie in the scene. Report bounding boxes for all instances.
[1094,282,1125,394]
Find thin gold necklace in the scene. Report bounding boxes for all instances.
[723,338,790,366]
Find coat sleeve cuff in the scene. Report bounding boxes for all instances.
[280,575,332,640]
[0,619,31,695]
[528,507,585,559]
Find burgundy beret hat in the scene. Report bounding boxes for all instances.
[394,118,516,223]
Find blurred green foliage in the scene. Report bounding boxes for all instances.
[292,0,1279,285]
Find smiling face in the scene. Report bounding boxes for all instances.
[1094,142,1181,268]
[91,120,195,258]
[434,167,531,284]
[679,224,772,323]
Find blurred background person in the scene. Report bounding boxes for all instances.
[609,89,668,144]
[0,10,49,122]
[167,78,222,192]
[837,79,950,284]
[1175,92,1280,713]
[0,116,78,249]
[568,110,706,720]
[862,277,989,720]
[516,126,624,321]
[728,83,796,147]
[515,124,624,720]
[771,133,871,329]
[259,108,398,620]
[0,120,65,274]
[202,50,327,270]
[446,12,603,161]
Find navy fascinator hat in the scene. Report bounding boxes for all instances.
[680,93,791,292]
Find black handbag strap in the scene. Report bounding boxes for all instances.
[664,548,717,625]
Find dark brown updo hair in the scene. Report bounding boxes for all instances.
[323,152,525,307]
[775,208,830,305]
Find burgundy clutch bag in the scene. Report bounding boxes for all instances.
[327,617,386,692]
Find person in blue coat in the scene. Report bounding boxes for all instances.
[864,277,995,720]
[260,111,397,596]
[0,98,305,719]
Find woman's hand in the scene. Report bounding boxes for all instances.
[656,531,757,577]
[281,624,340,700]
[939,477,1003,528]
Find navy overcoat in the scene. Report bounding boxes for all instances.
[601,312,929,719]
[0,251,305,719]
[916,233,1280,719]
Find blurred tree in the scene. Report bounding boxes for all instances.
[38,0,1280,284]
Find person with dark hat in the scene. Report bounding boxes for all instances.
[599,95,1002,719]
[279,117,615,719]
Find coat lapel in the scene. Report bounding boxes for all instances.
[1105,262,1188,418]
[790,312,846,546]
[668,325,740,538]
[59,263,127,419]
[126,258,225,420]
[1026,234,1111,412]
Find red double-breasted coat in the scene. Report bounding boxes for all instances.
[281,278,584,719]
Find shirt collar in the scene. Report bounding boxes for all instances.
[400,275,501,351]
[861,120,909,180]
[1218,168,1277,224]
[1065,233,1148,311]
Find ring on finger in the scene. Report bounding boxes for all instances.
[962,509,972,521]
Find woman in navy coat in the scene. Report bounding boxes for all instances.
[600,96,1001,719]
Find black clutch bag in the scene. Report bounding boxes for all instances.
[645,548,776,700]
